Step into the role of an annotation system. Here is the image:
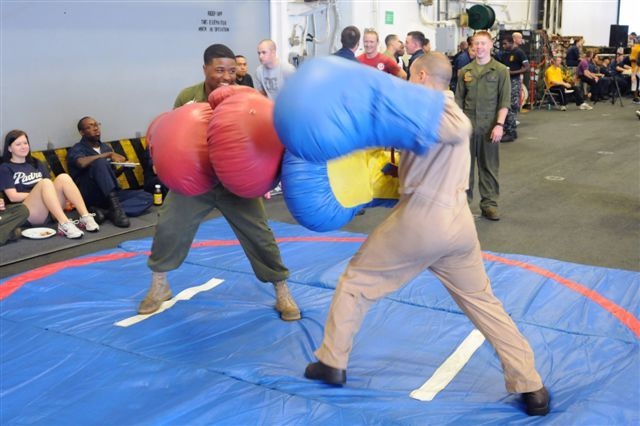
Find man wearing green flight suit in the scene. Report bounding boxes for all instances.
[455,30,511,221]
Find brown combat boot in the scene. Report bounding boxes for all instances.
[273,281,301,321]
[138,272,173,314]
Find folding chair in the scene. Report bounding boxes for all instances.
[537,87,560,110]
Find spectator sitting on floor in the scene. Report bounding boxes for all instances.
[0,197,29,245]
[544,56,593,111]
[67,117,152,228]
[0,130,100,238]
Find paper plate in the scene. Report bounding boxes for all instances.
[21,227,57,239]
[110,162,139,168]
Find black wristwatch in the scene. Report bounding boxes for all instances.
[495,122,504,127]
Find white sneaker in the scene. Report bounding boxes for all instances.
[579,103,593,110]
[270,183,283,196]
[79,213,100,232]
[560,106,567,111]
[58,221,84,239]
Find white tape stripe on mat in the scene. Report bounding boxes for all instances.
[114,278,224,327]
[409,329,486,402]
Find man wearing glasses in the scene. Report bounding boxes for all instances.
[67,117,131,227]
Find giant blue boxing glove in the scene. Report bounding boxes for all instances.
[274,56,445,163]
[281,150,397,232]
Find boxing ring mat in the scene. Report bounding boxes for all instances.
[1,218,638,424]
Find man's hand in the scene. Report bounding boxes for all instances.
[108,152,127,162]
[491,125,504,143]
[0,198,5,211]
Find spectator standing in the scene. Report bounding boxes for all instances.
[512,32,525,49]
[405,31,426,80]
[455,31,510,221]
[333,26,361,62]
[383,34,406,69]
[235,55,254,88]
[422,37,431,54]
[565,38,583,67]
[450,37,475,91]
[497,35,530,142]
[358,29,406,79]
[254,39,295,100]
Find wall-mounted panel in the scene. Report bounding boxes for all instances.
[1,1,269,150]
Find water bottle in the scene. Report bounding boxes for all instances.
[153,184,163,206]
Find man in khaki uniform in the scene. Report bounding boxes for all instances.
[455,31,511,221]
[304,52,549,417]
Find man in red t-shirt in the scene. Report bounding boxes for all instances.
[358,28,406,79]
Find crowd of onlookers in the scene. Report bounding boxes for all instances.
[2,27,638,246]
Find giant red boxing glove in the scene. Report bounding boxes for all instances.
[208,85,257,109]
[146,103,217,196]
[207,86,284,198]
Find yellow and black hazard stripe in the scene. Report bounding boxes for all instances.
[31,137,148,190]
[107,138,148,190]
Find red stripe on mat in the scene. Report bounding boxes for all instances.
[482,252,640,338]
[1,239,637,338]
[0,252,143,299]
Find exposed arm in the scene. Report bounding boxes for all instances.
[75,151,126,169]
[511,60,530,76]
[3,187,29,203]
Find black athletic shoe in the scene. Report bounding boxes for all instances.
[522,386,550,416]
[304,361,346,385]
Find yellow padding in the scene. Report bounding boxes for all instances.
[327,149,400,208]
[30,151,47,166]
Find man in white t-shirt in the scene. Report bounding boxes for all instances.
[255,39,295,100]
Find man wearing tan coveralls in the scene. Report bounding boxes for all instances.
[304,52,550,417]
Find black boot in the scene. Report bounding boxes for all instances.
[107,191,130,228]
[89,206,107,224]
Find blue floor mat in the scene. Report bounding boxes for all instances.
[1,218,638,425]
